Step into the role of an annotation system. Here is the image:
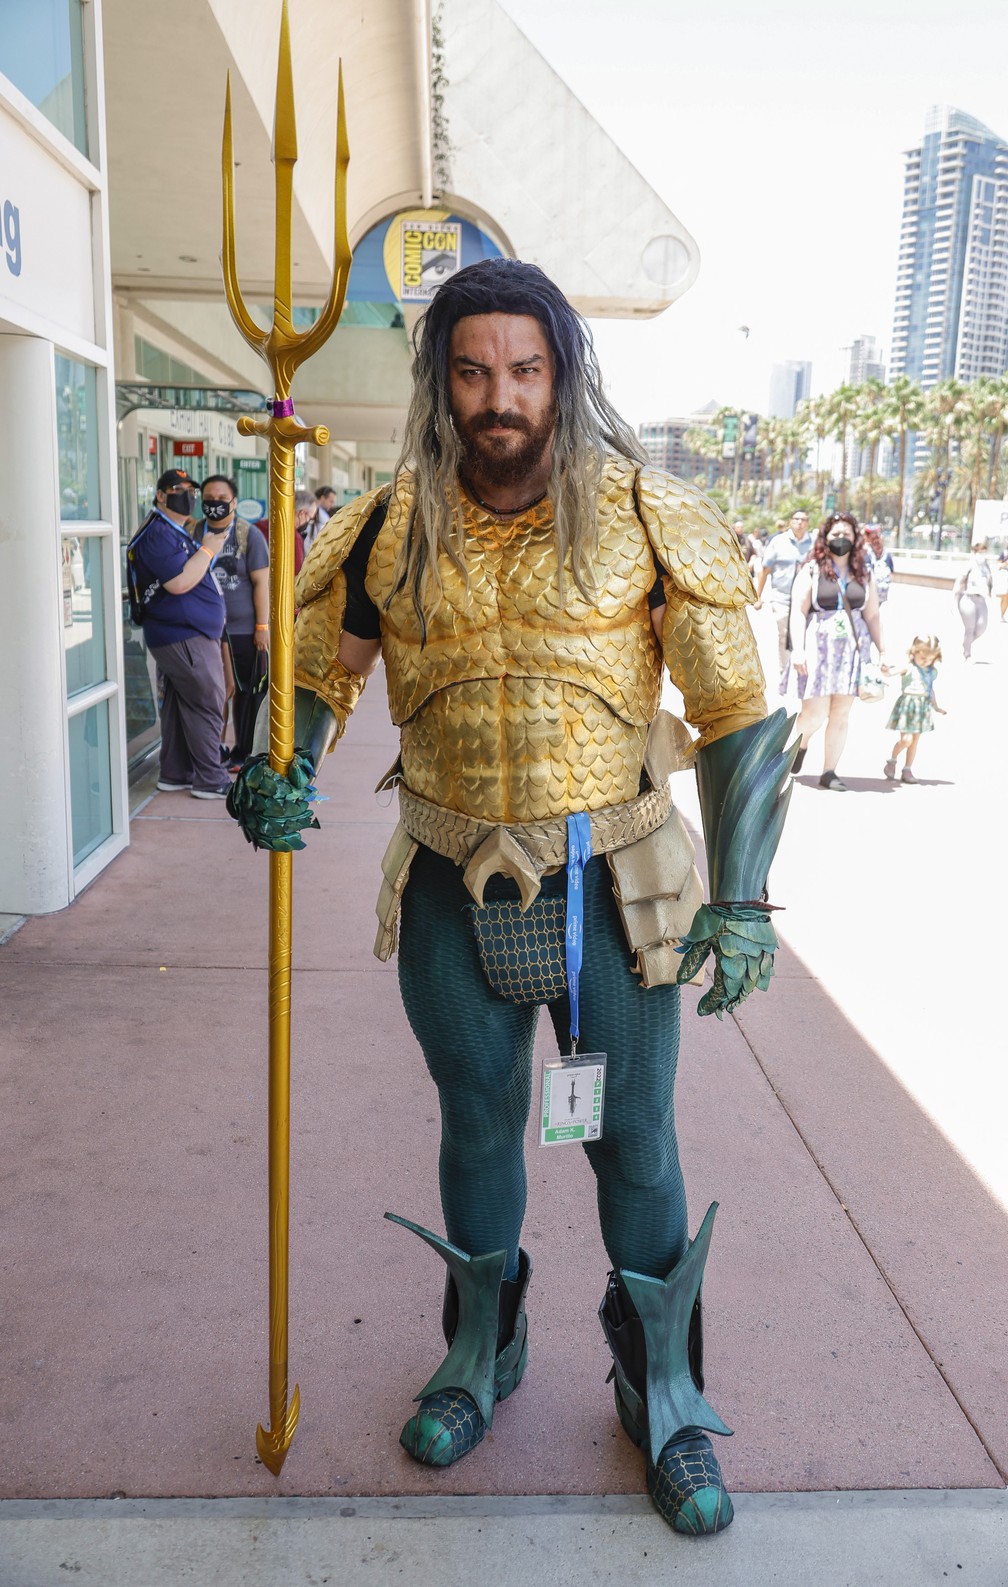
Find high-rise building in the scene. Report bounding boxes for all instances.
[638,402,720,483]
[767,361,811,418]
[890,106,1008,390]
[846,335,886,386]
[844,337,886,478]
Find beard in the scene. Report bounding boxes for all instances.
[455,403,556,489]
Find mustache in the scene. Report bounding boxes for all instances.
[472,410,531,434]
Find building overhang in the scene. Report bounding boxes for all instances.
[103,0,700,450]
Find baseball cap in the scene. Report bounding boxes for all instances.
[157,468,200,493]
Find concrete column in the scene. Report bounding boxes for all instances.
[0,334,72,913]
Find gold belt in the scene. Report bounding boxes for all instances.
[397,783,674,908]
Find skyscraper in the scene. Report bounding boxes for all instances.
[890,106,1008,390]
[846,335,886,386]
[767,360,811,418]
[844,337,886,478]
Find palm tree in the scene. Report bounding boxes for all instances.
[924,377,966,507]
[824,383,859,510]
[760,416,787,508]
[796,397,829,493]
[853,376,887,521]
[954,379,1000,516]
[684,423,720,489]
[985,375,1008,494]
[781,414,807,492]
[880,376,926,543]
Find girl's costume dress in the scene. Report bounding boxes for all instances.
[886,663,937,734]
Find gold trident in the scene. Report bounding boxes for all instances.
[221,0,351,1475]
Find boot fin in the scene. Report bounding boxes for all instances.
[618,1203,733,1465]
[385,1212,506,1427]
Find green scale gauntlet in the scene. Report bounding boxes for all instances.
[677,709,798,1017]
[227,687,341,852]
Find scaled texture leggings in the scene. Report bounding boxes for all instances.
[398,845,688,1281]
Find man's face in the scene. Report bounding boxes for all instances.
[448,313,556,488]
[202,482,236,527]
[319,490,337,512]
[791,512,809,539]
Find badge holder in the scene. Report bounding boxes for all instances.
[538,813,607,1148]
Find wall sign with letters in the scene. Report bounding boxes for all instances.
[3,197,21,277]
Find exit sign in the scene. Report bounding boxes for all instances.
[173,440,205,457]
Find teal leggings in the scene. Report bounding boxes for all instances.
[398,846,688,1280]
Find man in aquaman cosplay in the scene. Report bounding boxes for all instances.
[229,258,794,1537]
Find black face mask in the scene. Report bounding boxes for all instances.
[203,500,233,523]
[166,489,196,516]
[827,535,854,557]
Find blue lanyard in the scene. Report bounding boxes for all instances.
[565,813,593,1052]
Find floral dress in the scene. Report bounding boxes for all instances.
[804,566,872,697]
[886,664,937,735]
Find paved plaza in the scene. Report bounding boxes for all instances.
[1,579,1006,1583]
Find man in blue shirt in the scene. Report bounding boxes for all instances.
[129,468,232,797]
[753,509,811,690]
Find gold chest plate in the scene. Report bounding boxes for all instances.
[365,483,662,821]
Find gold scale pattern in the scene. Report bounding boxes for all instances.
[293,461,767,821]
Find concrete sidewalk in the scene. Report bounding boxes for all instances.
[3,1491,1007,1586]
[1,581,1006,1581]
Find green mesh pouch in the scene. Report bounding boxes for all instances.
[466,897,567,1005]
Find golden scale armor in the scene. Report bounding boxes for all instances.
[293,457,766,823]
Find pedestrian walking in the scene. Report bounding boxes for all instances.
[883,633,945,784]
[864,527,895,605]
[789,512,887,791]
[954,541,992,659]
[754,509,812,691]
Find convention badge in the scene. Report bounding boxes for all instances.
[539,1053,607,1147]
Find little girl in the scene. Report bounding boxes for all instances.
[883,633,946,784]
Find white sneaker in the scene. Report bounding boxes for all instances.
[157,779,192,792]
[191,784,231,799]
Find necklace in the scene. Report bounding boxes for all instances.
[462,476,548,517]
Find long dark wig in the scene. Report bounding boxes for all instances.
[390,257,647,633]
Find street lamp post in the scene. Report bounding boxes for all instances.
[931,468,951,553]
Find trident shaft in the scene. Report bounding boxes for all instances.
[221,0,351,1476]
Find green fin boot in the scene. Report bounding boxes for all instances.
[599,1203,734,1536]
[385,1213,531,1468]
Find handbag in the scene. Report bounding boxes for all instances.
[858,662,886,702]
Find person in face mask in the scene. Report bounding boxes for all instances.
[787,512,887,791]
[125,469,232,797]
[196,475,270,769]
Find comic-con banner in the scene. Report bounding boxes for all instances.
[342,209,501,306]
[400,220,462,302]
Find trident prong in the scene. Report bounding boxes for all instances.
[221,0,351,1477]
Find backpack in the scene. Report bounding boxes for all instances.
[125,511,161,626]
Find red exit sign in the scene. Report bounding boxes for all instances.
[173,440,205,457]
